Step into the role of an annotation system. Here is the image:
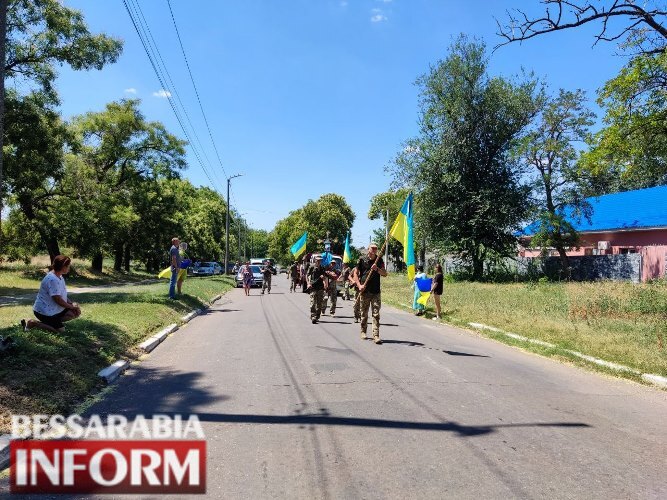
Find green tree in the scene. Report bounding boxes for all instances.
[389,36,542,280]
[515,89,595,273]
[7,0,122,97]
[581,52,667,191]
[61,99,186,271]
[3,90,72,260]
[269,194,355,264]
[368,188,410,269]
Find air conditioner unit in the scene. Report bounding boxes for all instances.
[597,241,610,250]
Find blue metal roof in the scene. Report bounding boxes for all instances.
[520,185,667,236]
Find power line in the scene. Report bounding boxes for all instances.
[122,0,222,194]
[165,0,240,207]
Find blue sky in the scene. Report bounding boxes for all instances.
[54,0,626,247]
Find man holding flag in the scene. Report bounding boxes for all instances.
[354,242,387,344]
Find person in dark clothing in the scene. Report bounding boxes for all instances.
[261,260,275,294]
[307,255,326,323]
[431,263,444,320]
[354,243,387,344]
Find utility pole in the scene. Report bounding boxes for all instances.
[385,208,390,270]
[0,0,8,242]
[237,218,241,262]
[225,174,242,274]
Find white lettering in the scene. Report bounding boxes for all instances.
[62,449,87,486]
[31,449,59,486]
[129,416,150,439]
[11,415,31,439]
[15,449,28,486]
[153,414,171,439]
[182,415,205,439]
[89,449,127,487]
[67,415,84,439]
[49,415,66,439]
[107,415,127,440]
[130,449,162,486]
[33,415,49,439]
[163,449,200,486]
[84,415,104,439]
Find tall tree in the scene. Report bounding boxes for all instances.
[269,194,355,264]
[62,99,186,271]
[389,36,542,280]
[515,89,595,272]
[498,1,667,190]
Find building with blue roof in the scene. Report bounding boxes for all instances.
[519,185,667,281]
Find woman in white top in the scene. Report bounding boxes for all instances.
[21,255,82,333]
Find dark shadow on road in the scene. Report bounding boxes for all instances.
[443,350,490,358]
[317,320,351,325]
[380,323,400,327]
[382,340,425,346]
[83,365,228,418]
[127,411,591,438]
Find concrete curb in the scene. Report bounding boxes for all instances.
[97,359,130,384]
[97,292,222,384]
[468,322,667,388]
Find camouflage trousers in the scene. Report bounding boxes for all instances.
[310,289,325,320]
[359,292,381,338]
[262,274,272,293]
[327,286,338,314]
[353,289,361,320]
[290,278,299,292]
[343,281,351,300]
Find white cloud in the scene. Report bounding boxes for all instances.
[152,89,172,98]
[370,13,387,22]
[124,87,137,94]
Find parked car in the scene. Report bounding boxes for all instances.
[193,261,223,276]
[235,265,264,288]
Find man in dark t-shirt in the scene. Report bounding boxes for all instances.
[307,255,326,323]
[354,242,387,344]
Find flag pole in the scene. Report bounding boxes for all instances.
[353,238,389,308]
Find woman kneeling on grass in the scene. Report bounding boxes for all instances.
[21,255,81,333]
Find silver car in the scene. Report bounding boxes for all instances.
[235,265,264,288]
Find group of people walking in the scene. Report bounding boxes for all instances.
[296,242,387,345]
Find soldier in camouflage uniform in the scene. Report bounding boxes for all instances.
[307,255,326,324]
[324,261,340,317]
[354,243,387,344]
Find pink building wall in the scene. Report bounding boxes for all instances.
[518,228,667,281]
[641,246,667,282]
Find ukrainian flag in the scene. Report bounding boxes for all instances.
[290,231,308,258]
[389,192,416,280]
[343,231,352,264]
[415,277,432,306]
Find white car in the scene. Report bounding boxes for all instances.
[193,262,223,276]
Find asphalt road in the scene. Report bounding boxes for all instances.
[4,278,667,499]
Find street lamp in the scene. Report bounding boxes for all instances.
[226,174,243,274]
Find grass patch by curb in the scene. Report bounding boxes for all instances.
[0,275,234,434]
[381,274,667,383]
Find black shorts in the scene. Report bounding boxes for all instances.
[33,309,69,329]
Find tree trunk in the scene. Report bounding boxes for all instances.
[44,236,61,264]
[123,244,131,272]
[556,246,571,280]
[92,251,103,272]
[471,255,484,281]
[113,244,123,271]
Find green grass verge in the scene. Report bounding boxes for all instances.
[0,275,234,434]
[382,274,667,381]
[0,256,154,297]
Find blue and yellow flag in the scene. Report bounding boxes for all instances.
[290,231,308,258]
[389,192,416,280]
[415,277,432,305]
[343,231,352,264]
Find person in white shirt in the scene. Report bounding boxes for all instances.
[21,255,81,333]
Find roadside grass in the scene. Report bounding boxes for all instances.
[382,274,667,380]
[0,276,234,434]
[0,255,154,296]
